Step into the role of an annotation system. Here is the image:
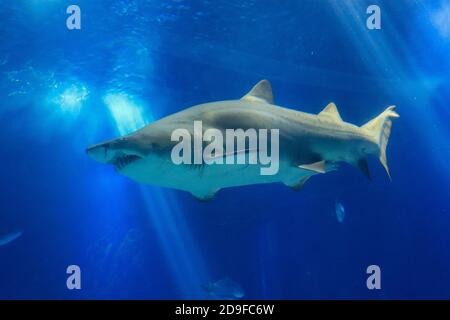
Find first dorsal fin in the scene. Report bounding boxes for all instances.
[241,80,274,104]
[318,102,343,122]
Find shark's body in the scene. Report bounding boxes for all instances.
[87,80,399,200]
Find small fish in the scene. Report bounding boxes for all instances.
[202,277,244,300]
[0,230,23,246]
[335,202,346,223]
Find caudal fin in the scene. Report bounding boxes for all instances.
[362,106,399,180]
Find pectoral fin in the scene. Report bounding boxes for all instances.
[298,160,326,174]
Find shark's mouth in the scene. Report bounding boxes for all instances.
[110,152,142,170]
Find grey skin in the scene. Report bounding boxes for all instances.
[86,80,399,200]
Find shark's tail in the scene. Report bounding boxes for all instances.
[362,106,399,180]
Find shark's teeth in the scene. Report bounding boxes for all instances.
[111,153,141,170]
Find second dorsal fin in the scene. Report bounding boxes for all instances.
[318,102,343,122]
[241,80,274,104]
[298,160,326,174]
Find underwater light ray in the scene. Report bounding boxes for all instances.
[104,92,209,298]
[103,93,147,135]
[138,187,192,297]
[140,187,209,298]
[431,2,450,38]
[155,29,405,95]
[55,83,89,114]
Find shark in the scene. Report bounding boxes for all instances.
[86,80,399,200]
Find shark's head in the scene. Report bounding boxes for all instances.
[86,127,168,178]
[86,136,145,171]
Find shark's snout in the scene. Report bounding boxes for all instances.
[86,137,144,170]
[86,142,113,164]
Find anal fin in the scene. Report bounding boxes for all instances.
[285,176,311,191]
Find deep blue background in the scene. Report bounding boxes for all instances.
[0,0,449,299]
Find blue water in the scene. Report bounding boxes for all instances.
[0,0,449,299]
